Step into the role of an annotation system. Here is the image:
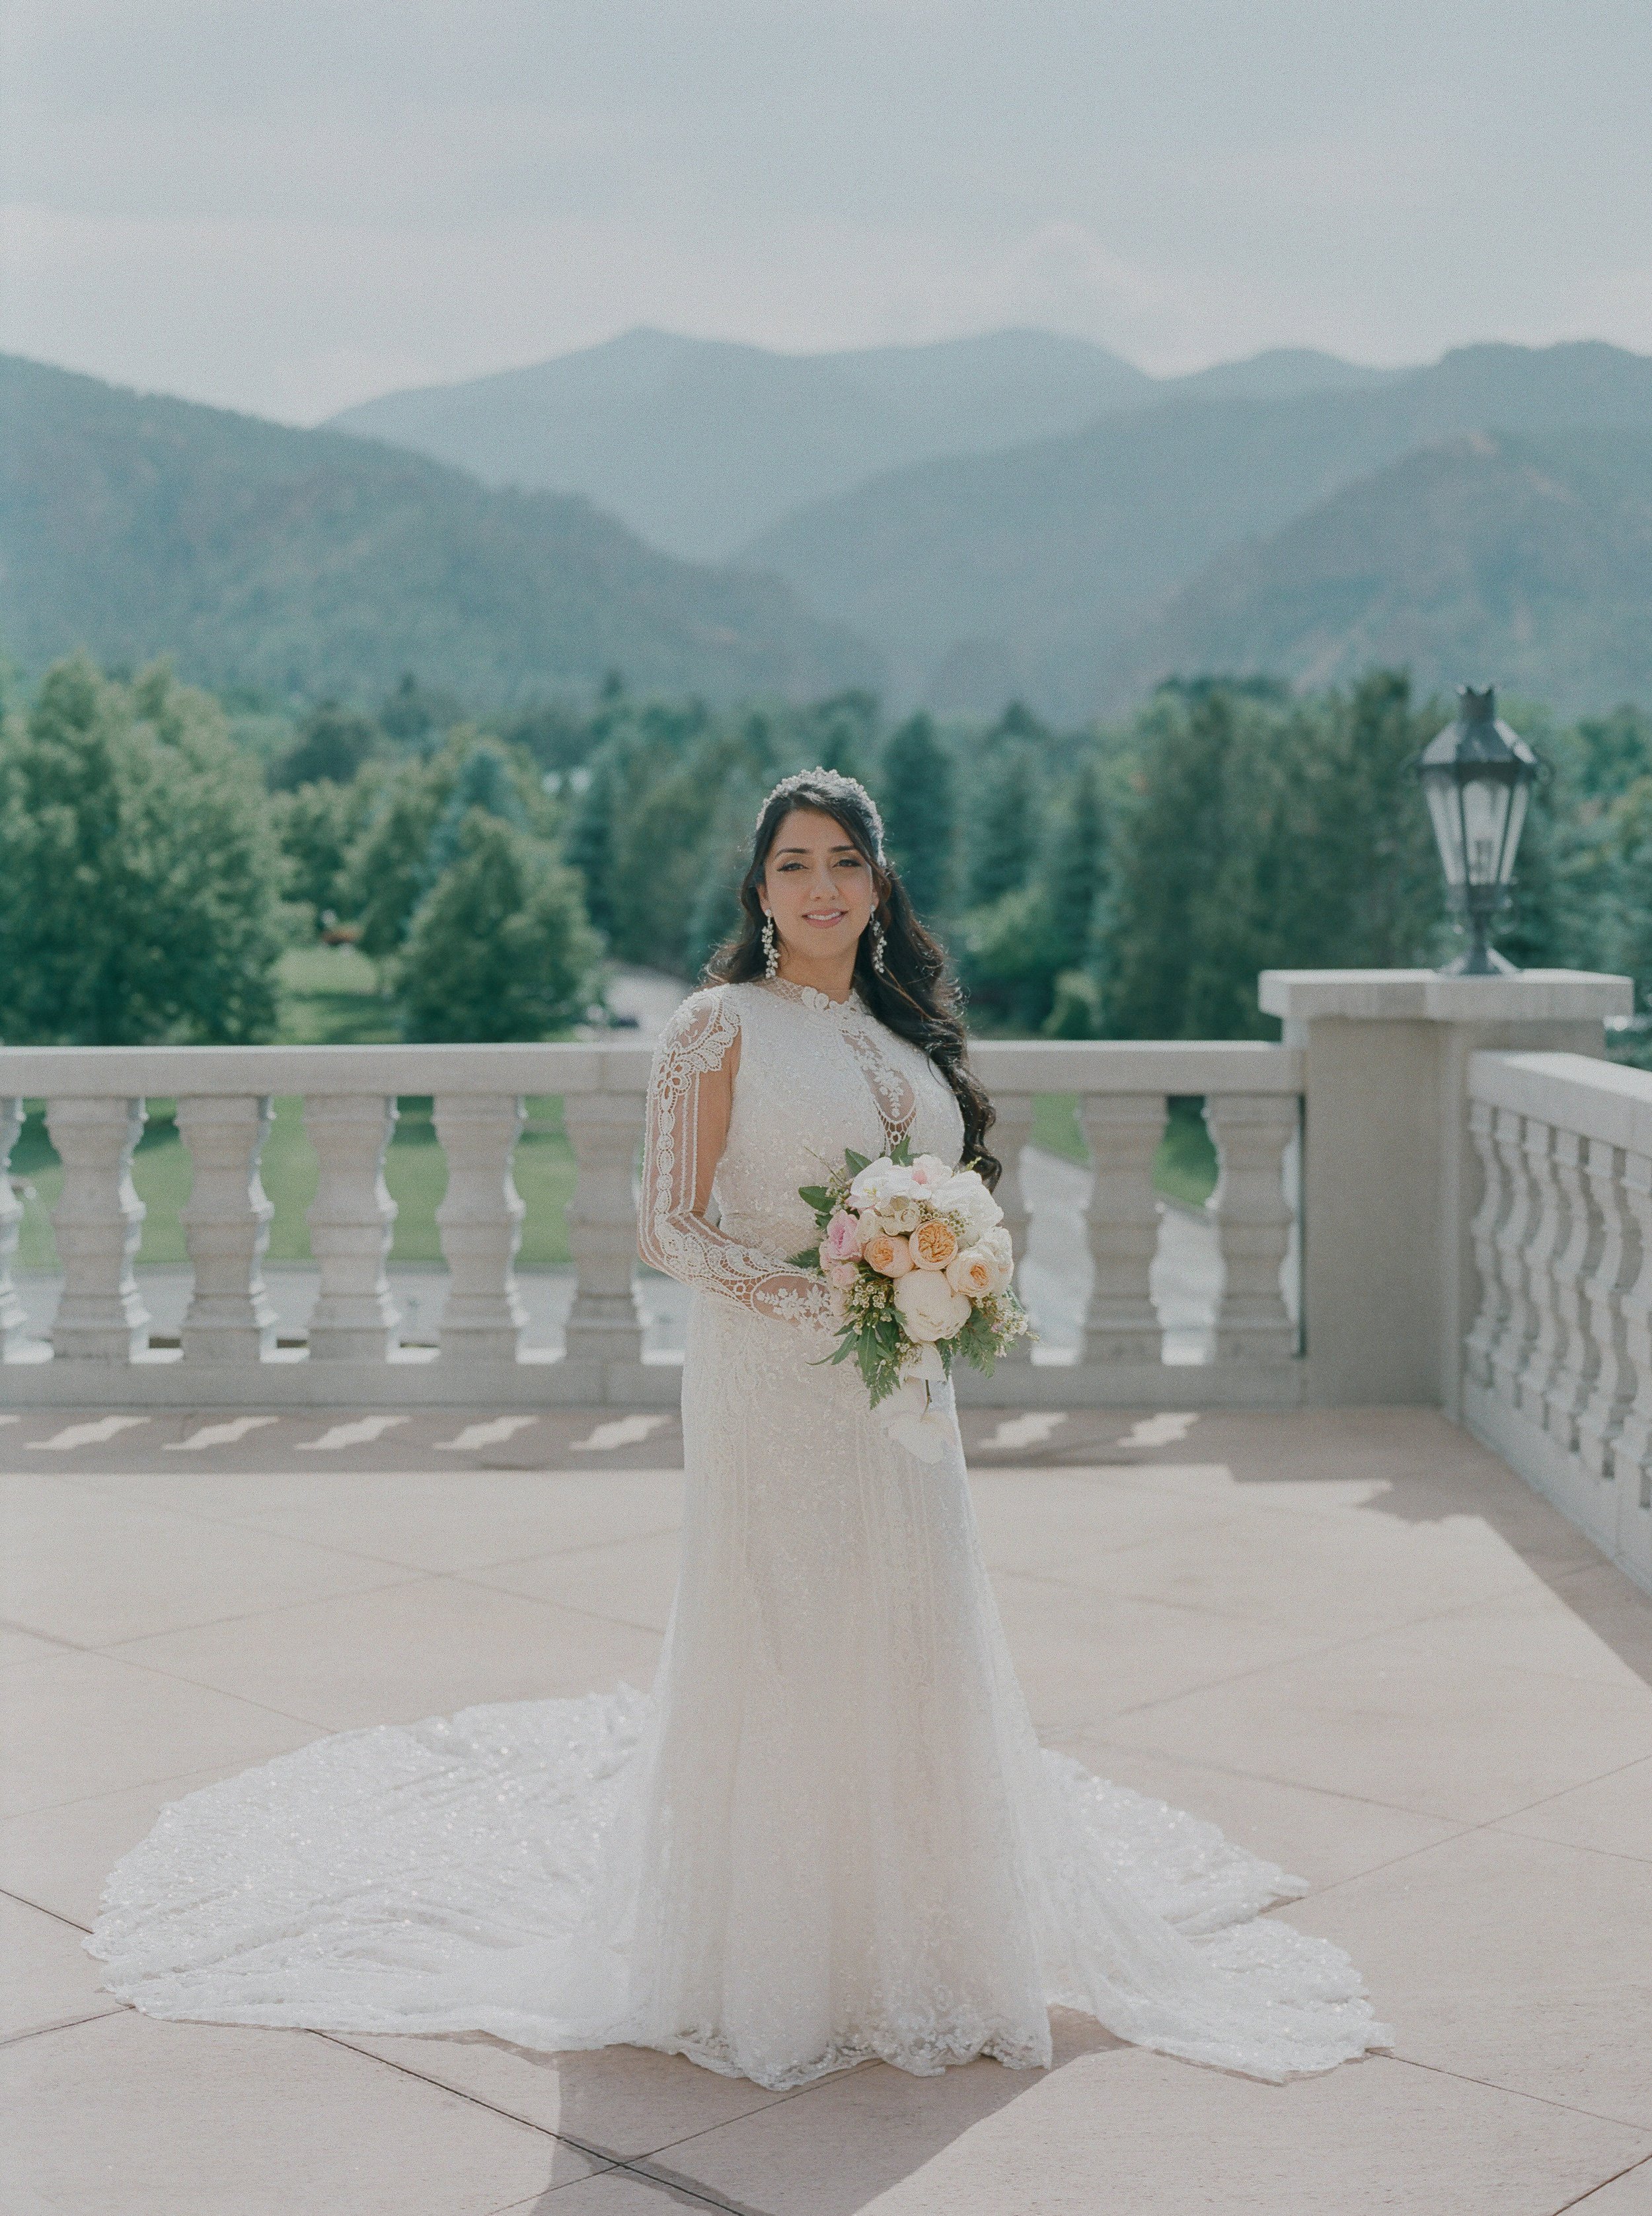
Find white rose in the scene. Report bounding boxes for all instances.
[908,1153,955,1191]
[935,1171,1002,1244]
[945,1243,1000,1298]
[893,1267,973,1343]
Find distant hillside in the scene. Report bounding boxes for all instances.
[0,355,879,707]
[1095,429,1652,718]
[327,327,1397,562]
[740,341,1652,716]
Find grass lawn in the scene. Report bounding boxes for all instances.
[1032,1093,1219,1209]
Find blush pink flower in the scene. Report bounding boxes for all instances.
[823,1209,863,1263]
[823,1256,860,1288]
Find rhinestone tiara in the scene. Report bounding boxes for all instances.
[756,768,885,861]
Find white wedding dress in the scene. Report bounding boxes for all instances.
[88,978,1388,2086]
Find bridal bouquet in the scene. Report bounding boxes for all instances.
[794,1137,1030,1458]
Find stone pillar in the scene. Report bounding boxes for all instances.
[989,1091,1035,1363]
[46,1096,149,1360]
[434,1092,527,1363]
[1543,1126,1601,1452]
[304,1094,398,1361]
[1203,1091,1298,1361]
[0,1097,25,1356]
[563,1087,646,1366]
[1577,1139,1638,1480]
[1258,970,1632,1409]
[1078,1092,1166,1362]
[176,1095,277,1363]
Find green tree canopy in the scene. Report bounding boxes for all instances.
[0,657,283,1043]
[880,712,957,924]
[394,811,601,1042]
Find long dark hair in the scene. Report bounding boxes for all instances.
[705,774,1001,1187]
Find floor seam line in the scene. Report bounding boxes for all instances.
[315,2032,583,2150]
[1387,2048,1652,2135]
[1551,2150,1652,2213]
[0,1881,93,1933]
[0,2007,122,2049]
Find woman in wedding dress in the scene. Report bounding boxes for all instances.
[88,769,1388,2088]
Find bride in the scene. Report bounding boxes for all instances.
[88,768,1388,2087]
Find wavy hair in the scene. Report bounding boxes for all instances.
[704,774,1000,1187]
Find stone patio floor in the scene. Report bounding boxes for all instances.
[3,1402,1651,2215]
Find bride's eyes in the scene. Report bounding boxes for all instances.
[775,855,866,872]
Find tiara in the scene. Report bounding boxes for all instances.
[757,768,885,861]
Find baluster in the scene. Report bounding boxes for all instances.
[563,1087,646,1366]
[46,1097,149,1360]
[1543,1128,1599,1450]
[1488,1107,1538,1407]
[1203,1091,1298,1361]
[1516,1117,1565,1422]
[304,1094,398,1360]
[0,1096,25,1356]
[989,1090,1035,1363]
[1078,1092,1166,1362]
[1463,1097,1509,1388]
[1609,1149,1652,1496]
[1577,1140,1637,1480]
[434,1093,527,1362]
[176,1095,276,1362]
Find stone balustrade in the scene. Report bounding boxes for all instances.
[0,1036,1305,1411]
[1463,1049,1652,1594]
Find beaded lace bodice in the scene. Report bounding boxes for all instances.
[637,979,963,1325]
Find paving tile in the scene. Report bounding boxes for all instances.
[1496,1756,1652,1863]
[1035,1488,1546,1639]
[848,2046,1652,2216]
[991,1569,1328,1738]
[504,2172,711,2212]
[967,1468,1246,1579]
[66,1465,685,1574]
[0,2012,597,2215]
[0,1763,256,1926]
[1049,1732,1467,1892]
[0,1649,319,1818]
[1285,1824,1652,2128]
[0,1890,122,2038]
[108,1576,663,1731]
[641,2013,1121,2216]
[1,1473,416,1645]
[1100,1619,1652,1824]
[471,1530,683,1635]
[337,2030,798,2160]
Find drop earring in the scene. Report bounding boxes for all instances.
[761,914,779,979]
[870,918,887,977]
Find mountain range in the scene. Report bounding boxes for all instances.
[0,353,877,708]
[739,340,1652,716]
[328,326,1402,562]
[1096,428,1652,716]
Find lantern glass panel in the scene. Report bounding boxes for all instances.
[1422,772,1467,887]
[1501,781,1530,887]
[1460,774,1515,889]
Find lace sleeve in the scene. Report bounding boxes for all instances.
[638,990,837,1329]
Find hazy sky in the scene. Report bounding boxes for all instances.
[3,0,1649,425]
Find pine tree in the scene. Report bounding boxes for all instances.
[880,714,956,922]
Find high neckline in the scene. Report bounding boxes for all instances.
[763,977,863,1019]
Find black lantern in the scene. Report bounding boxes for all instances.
[1415,685,1540,975]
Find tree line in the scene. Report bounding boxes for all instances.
[3,655,1652,1049]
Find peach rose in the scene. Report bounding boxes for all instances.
[944,1244,997,1299]
[862,1230,914,1276]
[909,1218,958,1272]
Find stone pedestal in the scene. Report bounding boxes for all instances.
[1258,969,1632,1409]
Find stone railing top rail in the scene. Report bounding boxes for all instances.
[1261,968,1632,1023]
[0,1037,1303,1098]
[1469,1049,1652,1153]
